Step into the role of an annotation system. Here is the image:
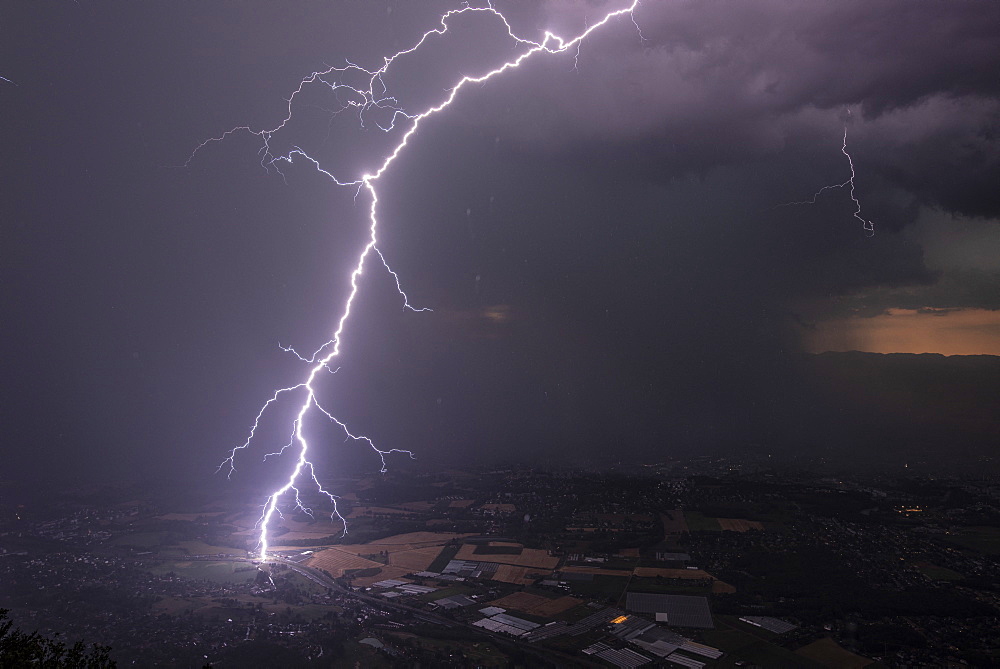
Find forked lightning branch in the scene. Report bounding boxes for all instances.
[189,1,643,560]
[189,0,871,560]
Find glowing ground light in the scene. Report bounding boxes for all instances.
[190,2,644,559]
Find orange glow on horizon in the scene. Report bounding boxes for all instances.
[806,308,1000,356]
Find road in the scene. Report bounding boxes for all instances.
[272,556,597,667]
[178,553,596,666]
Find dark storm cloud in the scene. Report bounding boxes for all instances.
[469,0,1000,351]
[3,0,1000,484]
[814,269,1000,319]
[489,1,1000,218]
[865,98,1000,220]
[371,0,1000,460]
[535,0,1000,136]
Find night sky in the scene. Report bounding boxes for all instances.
[3,1,1000,486]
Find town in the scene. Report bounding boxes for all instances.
[2,455,998,667]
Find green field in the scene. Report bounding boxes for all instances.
[426,544,461,572]
[279,568,332,595]
[915,563,964,581]
[566,574,629,599]
[151,595,205,616]
[701,627,824,668]
[754,504,798,529]
[110,531,171,548]
[280,603,340,620]
[554,604,600,623]
[145,560,257,584]
[701,626,771,651]
[740,641,826,668]
[627,576,711,595]
[110,533,247,557]
[795,637,874,668]
[159,540,248,557]
[941,526,1000,555]
[684,512,722,532]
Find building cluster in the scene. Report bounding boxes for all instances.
[1,460,998,666]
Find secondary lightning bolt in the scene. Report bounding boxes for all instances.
[191,2,643,560]
[778,110,874,234]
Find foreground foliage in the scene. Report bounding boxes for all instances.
[0,609,115,668]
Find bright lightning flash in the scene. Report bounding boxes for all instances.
[192,2,643,560]
[779,110,874,234]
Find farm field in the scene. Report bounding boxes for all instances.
[712,580,737,593]
[700,627,826,668]
[455,544,558,569]
[492,564,551,585]
[633,567,714,579]
[913,561,964,581]
[155,512,226,521]
[347,506,417,518]
[305,532,469,580]
[480,503,516,513]
[225,513,343,544]
[306,549,382,577]
[489,592,582,617]
[795,637,873,668]
[941,526,1000,555]
[684,511,722,532]
[660,510,689,534]
[560,565,632,577]
[396,501,435,511]
[159,540,248,556]
[387,546,445,572]
[717,518,765,532]
[144,559,257,584]
[367,531,471,546]
[110,531,170,548]
[564,574,629,599]
[334,532,472,555]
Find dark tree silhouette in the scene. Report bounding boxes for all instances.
[0,609,115,668]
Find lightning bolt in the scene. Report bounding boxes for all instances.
[190,1,643,560]
[778,110,874,234]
